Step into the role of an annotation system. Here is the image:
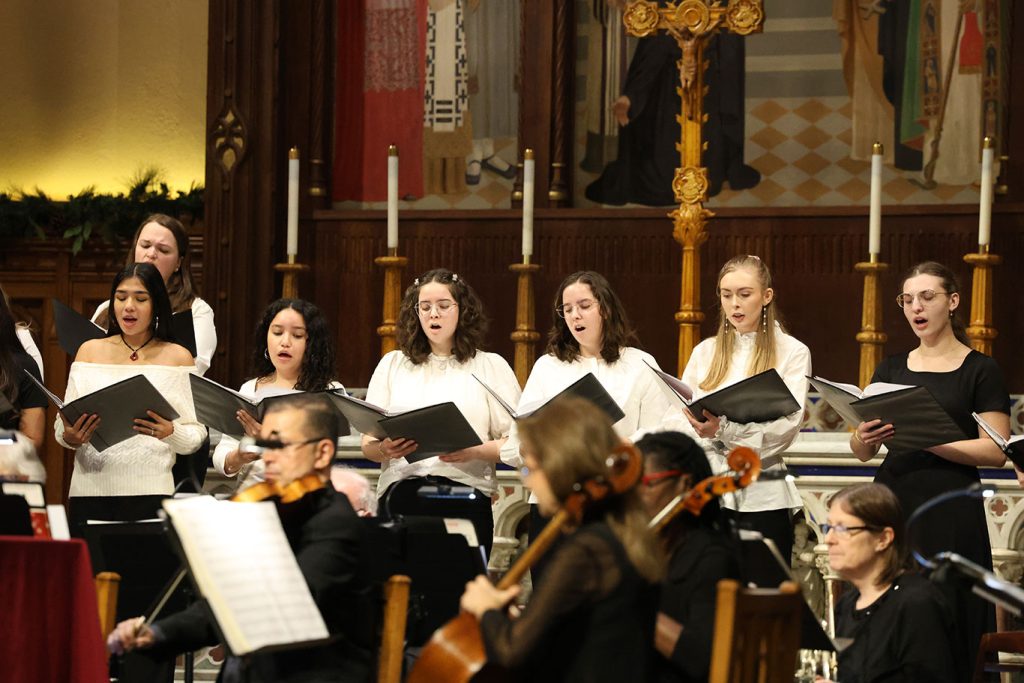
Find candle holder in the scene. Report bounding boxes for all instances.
[274,255,310,299]
[964,245,1001,355]
[854,255,889,388]
[375,248,409,356]
[509,259,541,387]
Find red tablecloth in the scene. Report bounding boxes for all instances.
[0,536,108,683]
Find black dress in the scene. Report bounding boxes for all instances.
[872,350,1009,673]
[0,351,48,431]
[480,521,658,682]
[835,572,963,683]
[655,524,740,683]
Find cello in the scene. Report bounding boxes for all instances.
[407,441,644,683]
[648,446,761,531]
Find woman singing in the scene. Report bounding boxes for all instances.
[850,261,1009,670]
[57,263,206,536]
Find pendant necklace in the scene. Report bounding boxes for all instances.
[122,334,154,361]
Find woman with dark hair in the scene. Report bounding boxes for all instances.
[212,298,343,490]
[822,483,962,682]
[502,270,670,458]
[92,214,217,375]
[663,255,809,562]
[0,285,48,453]
[850,261,1009,671]
[55,263,206,535]
[458,397,662,682]
[361,268,519,554]
[636,431,740,683]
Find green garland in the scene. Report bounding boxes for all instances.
[0,169,204,254]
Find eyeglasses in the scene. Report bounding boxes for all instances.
[820,522,881,538]
[641,470,684,488]
[416,300,458,315]
[238,435,326,456]
[895,290,947,308]
[556,298,597,318]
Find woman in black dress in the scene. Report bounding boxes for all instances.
[824,483,962,682]
[850,261,1009,672]
[458,396,663,682]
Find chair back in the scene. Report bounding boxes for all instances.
[94,571,121,642]
[709,579,803,683]
[378,574,411,683]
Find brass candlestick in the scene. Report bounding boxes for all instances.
[854,255,888,388]
[964,244,1001,355]
[375,248,408,356]
[274,255,310,299]
[509,259,541,387]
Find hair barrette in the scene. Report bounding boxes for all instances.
[451,273,459,282]
[413,277,420,286]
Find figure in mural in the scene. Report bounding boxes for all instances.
[585,29,760,206]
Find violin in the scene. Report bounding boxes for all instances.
[407,441,644,683]
[648,446,761,533]
[230,473,326,503]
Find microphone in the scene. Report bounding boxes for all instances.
[930,551,1024,618]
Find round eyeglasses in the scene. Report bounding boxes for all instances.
[895,290,947,308]
[417,300,458,315]
[556,298,597,318]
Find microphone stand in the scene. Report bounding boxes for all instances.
[905,484,1024,615]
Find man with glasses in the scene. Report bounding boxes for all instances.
[108,394,372,683]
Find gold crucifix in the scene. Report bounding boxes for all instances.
[623,0,764,372]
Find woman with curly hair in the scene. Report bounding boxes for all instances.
[361,268,519,554]
[213,298,343,490]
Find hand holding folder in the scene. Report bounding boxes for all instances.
[808,376,968,452]
[646,362,801,424]
[973,412,1024,470]
[25,370,180,452]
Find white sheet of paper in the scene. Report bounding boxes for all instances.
[46,504,71,540]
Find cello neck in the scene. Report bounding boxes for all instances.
[495,508,570,590]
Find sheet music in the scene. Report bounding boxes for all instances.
[162,496,328,655]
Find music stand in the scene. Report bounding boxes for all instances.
[361,515,488,645]
[0,494,32,535]
[738,531,842,652]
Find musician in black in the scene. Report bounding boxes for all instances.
[636,431,741,683]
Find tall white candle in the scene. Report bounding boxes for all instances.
[387,145,399,250]
[286,147,300,258]
[522,148,535,260]
[868,142,883,257]
[978,136,994,247]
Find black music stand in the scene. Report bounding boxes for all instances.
[738,531,842,652]
[361,515,488,646]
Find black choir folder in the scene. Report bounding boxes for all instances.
[161,496,329,657]
[973,412,1024,469]
[190,376,297,438]
[52,298,197,359]
[328,393,481,463]
[646,362,800,424]
[472,372,626,424]
[24,370,179,452]
[808,376,967,452]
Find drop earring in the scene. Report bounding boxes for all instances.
[264,349,270,360]
[762,306,768,334]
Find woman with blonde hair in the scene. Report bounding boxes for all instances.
[664,254,810,561]
[461,396,662,681]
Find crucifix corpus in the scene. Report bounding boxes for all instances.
[623,0,764,372]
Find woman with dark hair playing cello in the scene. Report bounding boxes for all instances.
[414,396,663,683]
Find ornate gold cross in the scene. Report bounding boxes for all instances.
[623,0,764,371]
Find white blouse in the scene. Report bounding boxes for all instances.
[365,350,521,496]
[661,324,811,513]
[499,347,674,467]
[211,379,345,490]
[93,297,217,376]
[55,362,207,498]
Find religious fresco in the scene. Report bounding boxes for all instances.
[574,0,1007,209]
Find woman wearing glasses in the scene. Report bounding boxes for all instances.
[849,261,1009,670]
[822,483,962,683]
[362,268,520,554]
[662,255,809,563]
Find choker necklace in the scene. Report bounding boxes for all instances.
[121,334,154,361]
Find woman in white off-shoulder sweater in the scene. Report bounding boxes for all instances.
[56,264,206,536]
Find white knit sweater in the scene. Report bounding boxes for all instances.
[56,362,207,498]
